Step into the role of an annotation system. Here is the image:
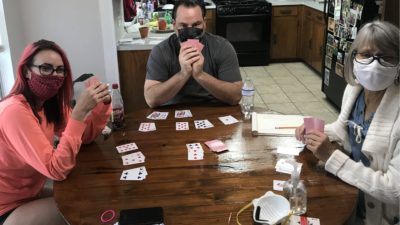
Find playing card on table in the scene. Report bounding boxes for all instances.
[289,215,320,225]
[186,143,204,160]
[176,122,189,131]
[120,166,148,181]
[116,142,138,153]
[175,109,193,118]
[138,122,156,132]
[122,151,145,165]
[204,139,228,153]
[218,115,239,125]
[276,146,303,156]
[147,111,169,120]
[273,180,285,191]
[275,159,302,175]
[194,119,214,129]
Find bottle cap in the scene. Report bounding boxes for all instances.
[112,83,119,89]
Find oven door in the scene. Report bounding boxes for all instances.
[216,13,271,66]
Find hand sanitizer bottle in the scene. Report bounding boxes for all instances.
[283,160,307,215]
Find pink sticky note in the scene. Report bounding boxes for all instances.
[304,117,325,134]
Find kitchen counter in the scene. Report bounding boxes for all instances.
[117,0,215,51]
[268,0,325,12]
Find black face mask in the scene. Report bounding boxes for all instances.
[178,27,204,42]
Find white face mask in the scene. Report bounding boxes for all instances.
[353,59,398,91]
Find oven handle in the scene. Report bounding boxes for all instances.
[216,13,270,19]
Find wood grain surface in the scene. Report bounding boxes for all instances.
[54,104,357,225]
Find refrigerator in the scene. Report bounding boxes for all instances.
[321,0,382,108]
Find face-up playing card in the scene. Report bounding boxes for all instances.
[194,119,214,129]
[204,139,228,153]
[120,166,148,181]
[273,180,285,191]
[303,117,325,134]
[138,122,156,132]
[176,122,189,131]
[116,142,138,154]
[218,115,239,125]
[121,151,145,166]
[175,110,193,118]
[147,111,169,120]
[289,215,320,225]
[186,143,204,160]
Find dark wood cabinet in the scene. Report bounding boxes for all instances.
[300,6,326,73]
[117,50,151,114]
[270,6,300,60]
[205,9,216,34]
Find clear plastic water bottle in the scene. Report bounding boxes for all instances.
[111,83,125,130]
[241,75,255,119]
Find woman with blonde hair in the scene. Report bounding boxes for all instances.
[296,21,399,225]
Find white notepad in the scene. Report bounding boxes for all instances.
[251,112,304,136]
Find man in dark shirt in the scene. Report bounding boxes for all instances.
[144,0,242,108]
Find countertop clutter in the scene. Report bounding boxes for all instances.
[118,0,216,51]
[117,0,325,51]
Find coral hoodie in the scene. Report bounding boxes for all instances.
[0,94,111,216]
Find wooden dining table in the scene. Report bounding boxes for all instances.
[54,104,357,225]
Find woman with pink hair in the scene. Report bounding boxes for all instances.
[0,39,111,225]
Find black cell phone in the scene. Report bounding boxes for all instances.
[119,207,164,225]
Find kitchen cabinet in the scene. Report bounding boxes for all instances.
[205,9,216,34]
[117,50,151,113]
[270,6,300,60]
[301,6,326,73]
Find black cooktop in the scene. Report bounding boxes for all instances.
[215,0,271,15]
[214,0,269,6]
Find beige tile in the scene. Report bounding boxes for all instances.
[283,62,309,71]
[310,89,327,99]
[274,77,300,85]
[294,101,331,114]
[303,111,338,124]
[263,63,286,72]
[286,92,319,103]
[266,102,301,114]
[256,84,283,95]
[254,101,268,109]
[269,70,294,79]
[243,66,268,77]
[260,92,291,104]
[279,84,309,93]
[254,92,264,103]
[253,78,275,87]
[320,99,340,114]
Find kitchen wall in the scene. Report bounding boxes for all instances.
[0,0,120,96]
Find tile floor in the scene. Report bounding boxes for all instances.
[240,62,340,123]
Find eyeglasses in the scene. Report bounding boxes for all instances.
[352,51,399,67]
[31,64,66,76]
